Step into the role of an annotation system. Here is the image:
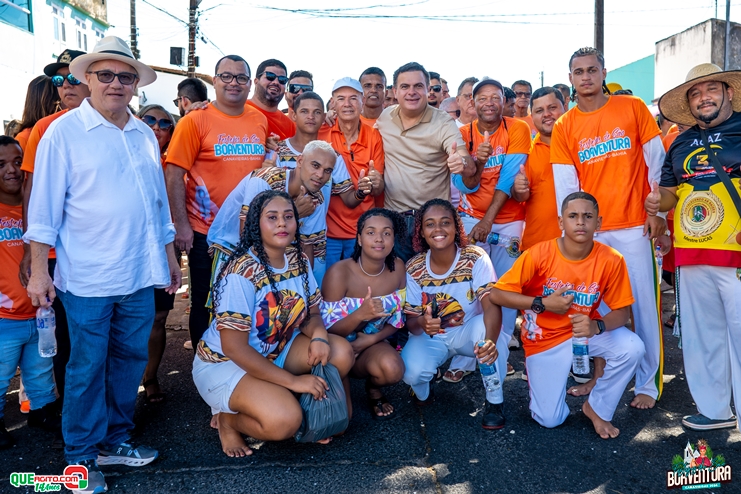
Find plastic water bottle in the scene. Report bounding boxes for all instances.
[477,341,503,402]
[655,245,663,272]
[572,336,589,375]
[485,233,521,256]
[36,305,57,358]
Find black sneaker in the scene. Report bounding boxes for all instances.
[0,418,15,449]
[482,402,505,430]
[27,402,61,433]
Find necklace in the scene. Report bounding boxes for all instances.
[359,257,385,277]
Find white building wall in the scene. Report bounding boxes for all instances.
[138,71,215,117]
[654,20,713,99]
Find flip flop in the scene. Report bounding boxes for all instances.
[143,378,166,404]
[366,382,396,420]
[443,369,472,383]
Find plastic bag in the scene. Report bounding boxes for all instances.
[294,363,349,443]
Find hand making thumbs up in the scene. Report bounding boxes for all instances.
[513,164,530,196]
[476,131,493,165]
[357,168,373,196]
[367,159,382,191]
[447,141,465,174]
[644,181,661,216]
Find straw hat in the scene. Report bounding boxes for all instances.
[69,36,157,87]
[658,63,741,126]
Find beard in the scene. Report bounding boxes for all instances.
[697,105,721,124]
[257,84,282,106]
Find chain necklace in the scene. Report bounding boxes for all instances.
[359,257,385,277]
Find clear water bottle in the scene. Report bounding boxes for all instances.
[655,245,663,272]
[572,336,589,375]
[485,232,521,256]
[477,340,503,402]
[36,305,57,358]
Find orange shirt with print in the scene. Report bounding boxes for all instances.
[458,117,530,224]
[521,134,561,251]
[0,203,36,320]
[495,239,634,357]
[359,115,377,127]
[166,104,268,235]
[319,121,385,239]
[550,95,661,231]
[20,109,69,260]
[515,114,537,139]
[245,100,296,140]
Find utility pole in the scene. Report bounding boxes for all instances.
[539,71,544,88]
[724,0,732,70]
[594,0,604,53]
[188,0,201,78]
[130,0,140,59]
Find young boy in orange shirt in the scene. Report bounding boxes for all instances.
[489,192,645,439]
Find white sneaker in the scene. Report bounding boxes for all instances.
[508,335,520,349]
[183,340,193,350]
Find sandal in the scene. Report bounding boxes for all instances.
[143,378,166,404]
[443,369,472,383]
[366,382,395,420]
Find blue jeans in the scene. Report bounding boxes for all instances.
[325,238,355,271]
[0,317,56,419]
[57,287,154,463]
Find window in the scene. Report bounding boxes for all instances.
[61,22,65,42]
[53,16,58,39]
[0,0,32,32]
[52,5,63,41]
[83,33,87,51]
[77,29,81,49]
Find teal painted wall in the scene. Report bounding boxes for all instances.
[607,55,654,103]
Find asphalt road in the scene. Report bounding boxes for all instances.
[2,279,739,494]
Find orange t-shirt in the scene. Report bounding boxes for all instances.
[662,129,679,152]
[458,117,530,224]
[20,110,69,174]
[495,239,634,357]
[20,109,69,260]
[319,121,385,239]
[515,114,537,139]
[15,128,31,152]
[550,95,661,231]
[166,104,268,235]
[521,135,561,251]
[245,100,296,140]
[0,203,35,320]
[359,114,377,127]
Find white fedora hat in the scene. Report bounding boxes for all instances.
[658,63,741,126]
[69,36,157,87]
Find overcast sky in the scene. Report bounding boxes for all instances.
[106,0,740,104]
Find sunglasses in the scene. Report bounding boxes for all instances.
[288,83,313,94]
[216,72,250,85]
[87,70,138,85]
[52,73,81,87]
[430,85,442,93]
[515,91,532,99]
[258,71,288,85]
[173,96,182,108]
[141,114,173,130]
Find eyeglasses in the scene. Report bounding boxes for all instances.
[288,83,313,94]
[216,72,250,85]
[515,91,532,99]
[430,85,442,93]
[141,114,173,130]
[258,71,288,85]
[173,96,182,108]
[52,74,81,87]
[87,70,138,85]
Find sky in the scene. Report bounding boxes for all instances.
[104,0,741,106]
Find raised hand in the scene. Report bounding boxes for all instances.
[644,181,661,216]
[447,141,465,174]
[476,131,493,165]
[359,286,390,321]
[294,185,317,218]
[357,168,372,196]
[266,133,280,151]
[367,160,383,191]
[420,305,442,337]
[543,286,574,314]
[513,164,530,196]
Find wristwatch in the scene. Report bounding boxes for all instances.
[531,296,545,314]
[595,319,606,335]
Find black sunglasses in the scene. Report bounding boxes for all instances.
[52,74,81,87]
[141,114,173,130]
[173,96,182,108]
[430,85,442,93]
[258,71,288,85]
[288,83,313,94]
[87,70,138,85]
[216,72,250,85]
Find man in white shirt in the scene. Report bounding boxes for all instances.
[24,36,180,494]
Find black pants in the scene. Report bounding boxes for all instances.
[188,232,213,349]
[48,258,70,404]
[394,214,417,263]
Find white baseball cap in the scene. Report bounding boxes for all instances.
[332,77,363,94]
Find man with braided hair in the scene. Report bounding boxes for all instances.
[550,46,667,410]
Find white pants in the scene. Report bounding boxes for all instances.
[593,227,663,399]
[678,265,741,421]
[527,327,644,426]
[402,314,491,401]
[451,218,525,375]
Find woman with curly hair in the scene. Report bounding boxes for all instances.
[193,190,354,457]
[402,199,504,430]
[321,208,406,420]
